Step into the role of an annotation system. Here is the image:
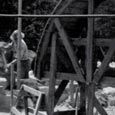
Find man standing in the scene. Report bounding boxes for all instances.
[5,30,30,89]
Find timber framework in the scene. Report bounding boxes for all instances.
[2,0,115,115]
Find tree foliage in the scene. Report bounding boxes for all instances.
[95,0,115,38]
[0,0,115,48]
[0,0,56,51]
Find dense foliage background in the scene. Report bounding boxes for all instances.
[0,0,115,51]
[0,0,56,51]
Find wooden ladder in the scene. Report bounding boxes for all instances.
[11,85,45,115]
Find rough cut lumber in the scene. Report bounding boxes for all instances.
[72,38,114,47]
[23,96,29,115]
[47,33,57,115]
[86,0,94,82]
[94,96,108,115]
[44,71,85,82]
[54,80,69,106]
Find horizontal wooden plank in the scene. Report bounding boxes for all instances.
[72,38,114,47]
[44,71,85,82]
[23,85,44,96]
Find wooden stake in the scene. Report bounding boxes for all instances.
[47,33,57,115]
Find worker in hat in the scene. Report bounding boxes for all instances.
[5,30,30,89]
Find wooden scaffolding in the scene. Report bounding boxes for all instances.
[34,0,114,115]
[2,0,115,115]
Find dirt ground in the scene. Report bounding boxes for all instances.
[0,78,115,115]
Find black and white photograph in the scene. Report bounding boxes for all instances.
[0,0,115,115]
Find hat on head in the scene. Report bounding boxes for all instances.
[10,30,25,41]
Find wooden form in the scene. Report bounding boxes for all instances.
[10,0,115,115]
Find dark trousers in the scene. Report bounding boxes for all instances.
[6,59,30,88]
[20,59,30,79]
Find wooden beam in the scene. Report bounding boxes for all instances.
[54,80,69,106]
[86,0,94,82]
[36,0,73,78]
[11,107,21,115]
[72,38,113,47]
[94,96,108,115]
[44,71,115,87]
[17,0,22,88]
[23,85,44,96]
[36,22,53,78]
[44,71,85,82]
[54,18,85,82]
[47,33,57,115]
[93,39,115,83]
[86,83,95,115]
[34,92,42,115]
[79,83,86,113]
[10,63,14,107]
[86,0,94,114]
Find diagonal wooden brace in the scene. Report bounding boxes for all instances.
[94,96,108,115]
[54,18,85,82]
[93,39,115,83]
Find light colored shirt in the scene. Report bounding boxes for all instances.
[13,39,29,60]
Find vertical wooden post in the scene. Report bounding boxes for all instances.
[86,83,95,115]
[17,0,22,88]
[47,33,57,115]
[86,0,94,82]
[11,63,14,107]
[86,0,94,115]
